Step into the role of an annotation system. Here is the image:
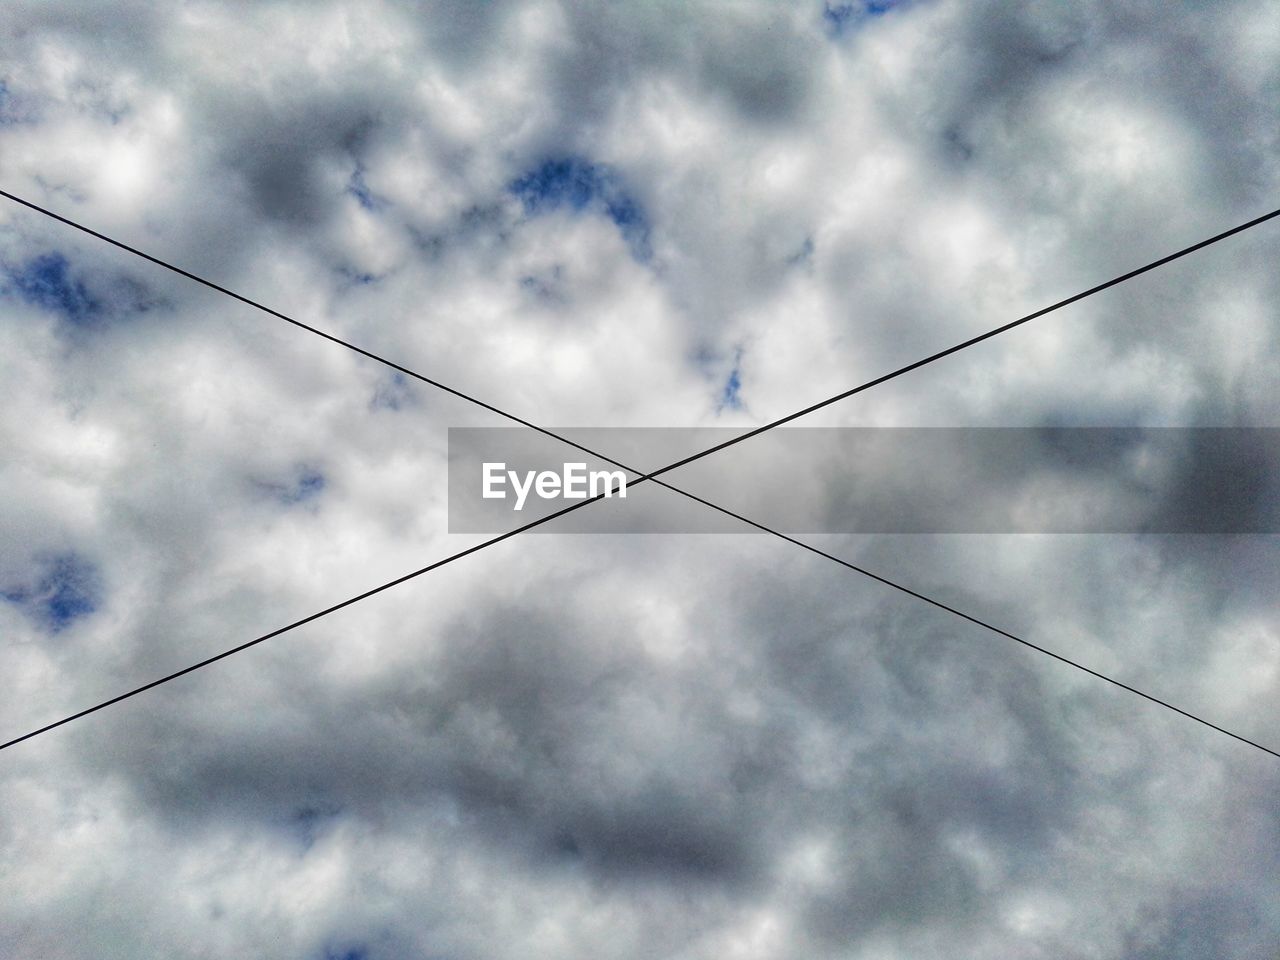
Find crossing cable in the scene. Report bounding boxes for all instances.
[3,189,1276,483]
[1,189,1277,758]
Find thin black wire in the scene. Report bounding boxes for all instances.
[646,485,1280,760]
[0,487,620,750]
[4,189,1276,484]
[0,189,625,470]
[2,189,1277,758]
[645,205,1280,476]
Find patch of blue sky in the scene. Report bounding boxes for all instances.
[823,0,903,34]
[347,164,384,212]
[258,466,327,506]
[0,79,32,125]
[336,264,380,287]
[284,467,326,504]
[509,156,652,261]
[788,236,815,266]
[4,252,101,326]
[320,946,369,960]
[291,802,342,851]
[371,371,415,411]
[717,350,745,413]
[518,263,566,301]
[1,552,102,634]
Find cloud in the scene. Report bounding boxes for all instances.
[0,0,1278,958]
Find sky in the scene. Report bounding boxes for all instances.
[1,1,1279,957]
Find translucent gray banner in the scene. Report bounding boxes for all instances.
[447,427,1280,533]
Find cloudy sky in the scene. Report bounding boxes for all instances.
[2,1,1279,957]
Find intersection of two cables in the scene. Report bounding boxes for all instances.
[1,188,1277,759]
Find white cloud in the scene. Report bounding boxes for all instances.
[1,1,1279,957]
